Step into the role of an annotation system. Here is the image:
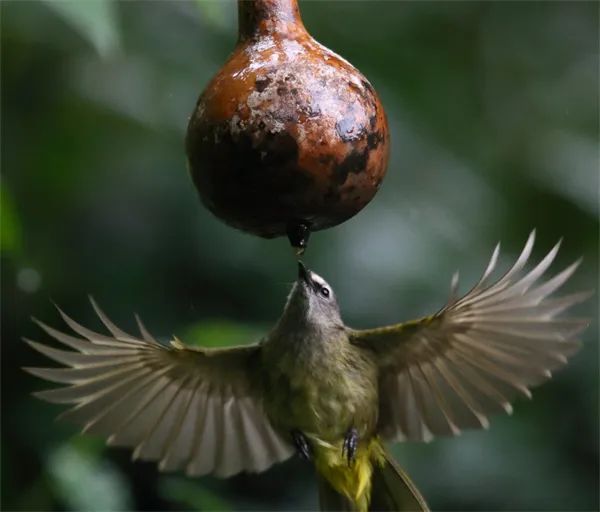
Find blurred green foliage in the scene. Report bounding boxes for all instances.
[41,0,120,57]
[1,1,598,510]
[48,438,133,511]
[1,182,23,255]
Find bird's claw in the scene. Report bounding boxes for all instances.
[342,427,359,466]
[291,429,312,461]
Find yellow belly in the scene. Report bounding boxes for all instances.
[312,435,386,512]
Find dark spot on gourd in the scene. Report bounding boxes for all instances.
[367,131,383,150]
[324,186,341,203]
[334,149,369,185]
[306,105,321,118]
[361,80,374,94]
[348,81,362,94]
[319,154,334,165]
[255,77,272,92]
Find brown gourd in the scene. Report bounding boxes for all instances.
[186,0,389,252]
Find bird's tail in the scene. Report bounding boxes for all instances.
[317,447,429,512]
[369,449,429,511]
[318,475,355,511]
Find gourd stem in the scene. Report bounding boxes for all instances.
[238,0,306,41]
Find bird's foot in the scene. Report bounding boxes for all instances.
[291,429,312,461]
[342,427,359,466]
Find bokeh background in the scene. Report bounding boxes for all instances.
[2,1,598,510]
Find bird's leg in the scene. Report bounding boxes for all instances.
[291,429,312,460]
[342,427,359,466]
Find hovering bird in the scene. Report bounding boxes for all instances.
[25,232,589,511]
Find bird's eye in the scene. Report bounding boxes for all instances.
[320,286,330,298]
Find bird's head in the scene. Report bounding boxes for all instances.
[279,262,343,334]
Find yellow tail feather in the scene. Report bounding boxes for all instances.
[314,437,386,512]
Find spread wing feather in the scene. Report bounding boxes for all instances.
[349,231,590,442]
[24,299,294,477]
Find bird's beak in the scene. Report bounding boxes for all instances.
[298,261,311,285]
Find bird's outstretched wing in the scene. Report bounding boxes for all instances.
[24,299,294,477]
[348,231,590,442]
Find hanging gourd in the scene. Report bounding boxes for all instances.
[186,0,389,252]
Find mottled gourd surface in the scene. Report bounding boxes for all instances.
[186,0,389,238]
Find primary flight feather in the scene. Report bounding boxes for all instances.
[26,231,589,511]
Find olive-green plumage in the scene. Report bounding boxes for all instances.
[260,273,382,509]
[261,284,378,447]
[25,231,589,511]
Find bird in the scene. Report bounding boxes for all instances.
[25,231,590,511]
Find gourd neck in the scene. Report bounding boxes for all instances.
[238,0,307,41]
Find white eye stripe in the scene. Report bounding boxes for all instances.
[310,273,328,288]
[309,274,331,299]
